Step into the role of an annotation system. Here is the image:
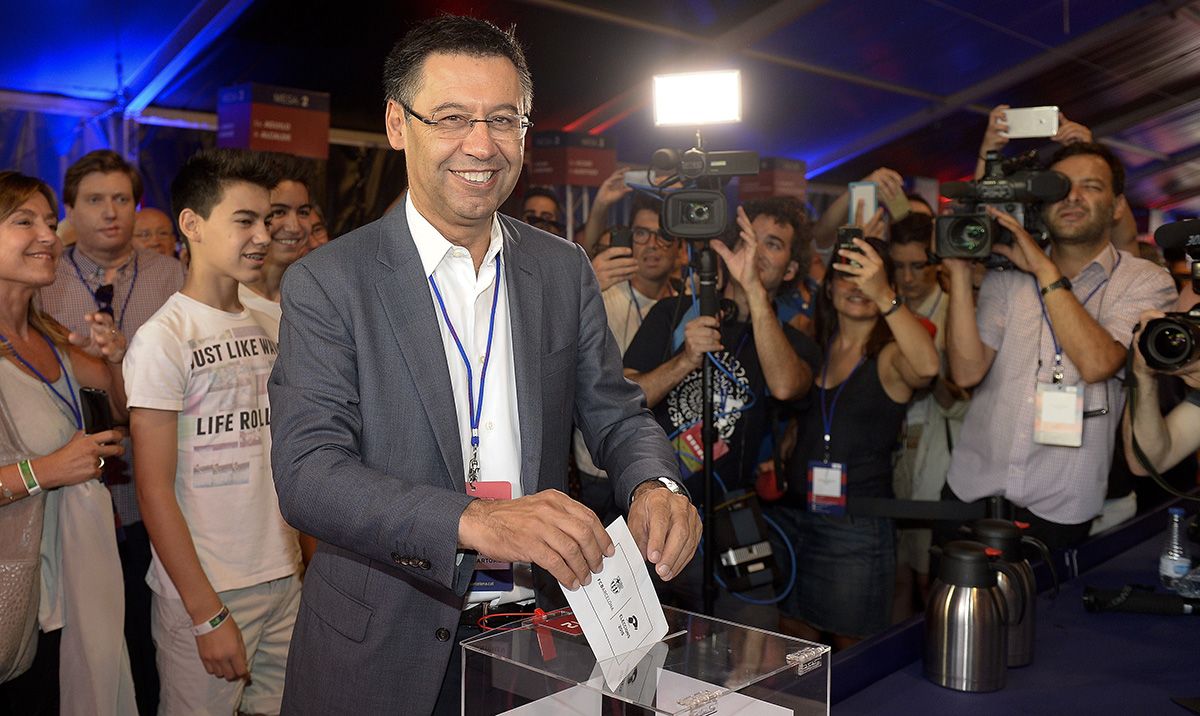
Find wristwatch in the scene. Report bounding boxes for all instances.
[654,477,685,495]
[636,476,685,498]
[1040,276,1072,296]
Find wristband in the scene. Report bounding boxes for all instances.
[1040,276,1072,297]
[18,460,40,496]
[880,295,902,317]
[191,604,230,636]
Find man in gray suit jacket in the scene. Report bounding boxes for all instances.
[268,15,701,715]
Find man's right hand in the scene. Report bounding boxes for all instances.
[459,490,615,590]
[196,616,249,682]
[681,315,723,370]
[592,246,638,292]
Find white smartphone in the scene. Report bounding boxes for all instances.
[623,169,653,188]
[1003,106,1060,139]
[848,181,878,224]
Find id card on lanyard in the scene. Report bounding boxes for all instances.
[429,255,514,591]
[468,481,515,591]
[808,339,863,516]
[1031,259,1116,448]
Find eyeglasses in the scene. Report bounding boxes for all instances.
[632,226,677,247]
[133,229,176,241]
[94,284,114,317]
[400,101,532,141]
[522,212,563,233]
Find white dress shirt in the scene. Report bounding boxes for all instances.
[406,196,529,605]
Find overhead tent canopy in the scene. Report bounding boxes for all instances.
[3,0,1200,217]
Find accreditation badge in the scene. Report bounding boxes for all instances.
[807,460,847,516]
[1034,382,1084,447]
[469,481,515,591]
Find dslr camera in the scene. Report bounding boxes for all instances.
[649,145,758,241]
[935,151,1070,261]
[1140,218,1200,371]
[1139,306,1200,371]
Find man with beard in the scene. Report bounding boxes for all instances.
[943,143,1175,548]
[622,197,819,621]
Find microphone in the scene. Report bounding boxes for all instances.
[1154,217,1200,252]
[1083,585,1200,615]
[698,248,719,318]
[939,170,1070,204]
[939,181,975,200]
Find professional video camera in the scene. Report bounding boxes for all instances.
[1140,218,1200,371]
[647,144,758,241]
[935,150,1070,261]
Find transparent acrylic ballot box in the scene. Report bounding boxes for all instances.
[461,606,831,715]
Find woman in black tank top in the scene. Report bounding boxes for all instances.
[770,236,938,651]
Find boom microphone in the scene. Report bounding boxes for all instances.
[940,170,1070,204]
[1154,217,1200,252]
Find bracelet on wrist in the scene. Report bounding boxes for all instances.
[192,604,231,636]
[18,459,41,496]
[879,294,902,317]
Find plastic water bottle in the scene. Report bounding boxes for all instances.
[1176,565,1200,599]
[1160,507,1193,590]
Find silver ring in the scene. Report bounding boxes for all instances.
[97,457,105,470]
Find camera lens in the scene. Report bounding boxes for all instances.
[1150,324,1193,366]
[1140,317,1200,370]
[684,202,712,224]
[949,218,987,253]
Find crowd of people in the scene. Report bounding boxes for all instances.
[0,12,1197,716]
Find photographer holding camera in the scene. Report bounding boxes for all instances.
[943,142,1176,548]
[1123,308,1200,476]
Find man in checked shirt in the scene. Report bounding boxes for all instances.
[943,142,1175,549]
[40,149,185,715]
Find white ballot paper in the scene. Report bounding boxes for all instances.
[561,516,669,662]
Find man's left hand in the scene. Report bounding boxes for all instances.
[986,205,1058,283]
[627,481,701,581]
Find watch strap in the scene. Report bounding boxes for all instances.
[1040,276,1072,297]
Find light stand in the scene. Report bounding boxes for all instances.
[696,245,719,615]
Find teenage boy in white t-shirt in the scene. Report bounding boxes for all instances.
[127,148,300,715]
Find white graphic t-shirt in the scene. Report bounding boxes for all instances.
[124,292,299,599]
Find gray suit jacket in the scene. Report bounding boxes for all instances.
[269,207,679,714]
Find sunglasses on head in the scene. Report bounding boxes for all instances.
[94,284,114,317]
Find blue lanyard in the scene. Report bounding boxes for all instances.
[0,331,83,430]
[627,283,643,327]
[68,246,139,332]
[428,255,502,487]
[1033,253,1121,383]
[818,335,865,463]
